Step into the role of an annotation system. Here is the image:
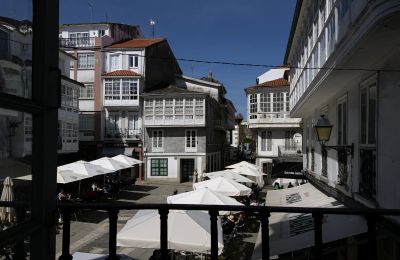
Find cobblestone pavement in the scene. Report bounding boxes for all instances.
[56,181,265,260]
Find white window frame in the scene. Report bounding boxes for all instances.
[110,54,120,70]
[129,55,139,68]
[360,75,377,146]
[77,53,94,69]
[185,129,197,152]
[152,129,164,152]
[337,95,348,145]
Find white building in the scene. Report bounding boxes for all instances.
[284,0,400,258]
[142,75,235,183]
[246,69,302,181]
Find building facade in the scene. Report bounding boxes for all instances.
[246,69,302,182]
[142,75,235,183]
[284,0,400,258]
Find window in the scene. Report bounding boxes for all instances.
[104,78,139,100]
[186,130,197,150]
[261,131,272,151]
[144,99,154,119]
[77,53,94,69]
[151,159,168,176]
[165,98,174,120]
[360,78,377,145]
[24,114,32,142]
[337,96,347,145]
[129,55,139,68]
[79,83,94,99]
[155,99,163,119]
[70,32,90,46]
[110,54,120,70]
[195,99,204,119]
[175,98,184,120]
[152,130,163,150]
[106,112,120,130]
[249,94,257,119]
[184,98,194,119]
[98,29,106,37]
[272,92,285,112]
[285,130,297,150]
[339,0,349,19]
[260,93,271,112]
[127,113,138,130]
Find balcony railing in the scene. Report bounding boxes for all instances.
[104,129,141,140]
[248,113,301,126]
[278,145,302,157]
[59,37,97,48]
[1,201,400,260]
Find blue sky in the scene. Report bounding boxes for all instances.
[60,0,296,116]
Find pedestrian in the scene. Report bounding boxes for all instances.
[192,169,198,183]
[288,182,294,188]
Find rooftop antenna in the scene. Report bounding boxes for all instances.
[105,12,108,23]
[149,19,156,38]
[88,2,94,23]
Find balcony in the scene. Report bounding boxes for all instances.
[104,129,141,140]
[248,113,301,128]
[144,115,205,127]
[59,37,97,48]
[278,145,302,157]
[104,99,139,107]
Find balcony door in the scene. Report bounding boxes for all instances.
[181,159,195,183]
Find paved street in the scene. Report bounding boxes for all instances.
[56,181,263,260]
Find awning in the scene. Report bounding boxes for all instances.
[102,147,134,157]
[251,183,367,259]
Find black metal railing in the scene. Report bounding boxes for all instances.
[1,201,400,260]
[59,37,97,48]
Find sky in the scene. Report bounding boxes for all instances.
[59,0,296,116]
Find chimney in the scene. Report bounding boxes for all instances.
[208,71,213,80]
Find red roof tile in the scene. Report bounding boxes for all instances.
[102,70,142,77]
[245,78,289,93]
[107,38,165,49]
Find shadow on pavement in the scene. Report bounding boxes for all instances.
[118,190,149,201]
[75,209,109,224]
[129,185,158,192]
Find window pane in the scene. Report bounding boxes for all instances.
[360,88,367,144]
[0,5,32,99]
[368,85,377,144]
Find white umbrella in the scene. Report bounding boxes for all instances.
[90,157,132,171]
[193,177,252,197]
[205,170,255,184]
[167,188,243,215]
[226,161,260,171]
[117,210,224,255]
[0,177,16,223]
[112,155,143,166]
[16,169,88,184]
[231,167,265,187]
[59,160,113,177]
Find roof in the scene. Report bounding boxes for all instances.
[245,78,289,94]
[283,0,304,64]
[61,75,85,88]
[143,85,204,96]
[178,75,222,87]
[107,38,165,49]
[60,22,140,28]
[102,70,142,77]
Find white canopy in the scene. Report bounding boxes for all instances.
[117,210,224,255]
[167,188,243,215]
[90,157,132,171]
[59,160,113,177]
[251,183,367,258]
[193,177,252,196]
[205,170,255,184]
[16,169,88,184]
[112,154,143,166]
[230,167,265,187]
[226,161,260,171]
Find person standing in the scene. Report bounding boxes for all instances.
[192,169,198,183]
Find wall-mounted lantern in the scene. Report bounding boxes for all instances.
[314,115,353,157]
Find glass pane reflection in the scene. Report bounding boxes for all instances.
[0,0,33,98]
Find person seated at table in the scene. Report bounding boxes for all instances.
[273,182,281,190]
[222,214,236,234]
[148,249,160,260]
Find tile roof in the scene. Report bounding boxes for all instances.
[102,70,142,77]
[143,85,204,96]
[245,77,289,93]
[107,38,165,49]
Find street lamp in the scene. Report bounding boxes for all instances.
[314,115,354,157]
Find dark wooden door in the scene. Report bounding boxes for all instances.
[181,159,195,182]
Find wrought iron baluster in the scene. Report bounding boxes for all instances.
[312,212,323,259]
[259,210,270,260]
[107,209,119,260]
[159,209,169,259]
[209,209,219,260]
[59,209,72,260]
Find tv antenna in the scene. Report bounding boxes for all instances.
[88,2,94,23]
[149,19,156,38]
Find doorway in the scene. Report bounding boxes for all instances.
[181,159,195,182]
